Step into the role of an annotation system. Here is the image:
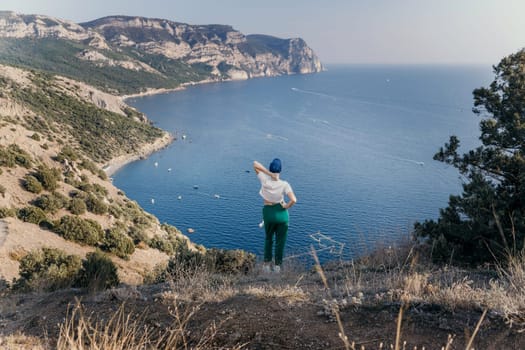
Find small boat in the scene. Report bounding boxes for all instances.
[182,134,187,140]
[168,168,172,172]
[151,198,155,204]
[177,195,182,200]
[154,162,158,167]
[193,185,199,189]
[213,194,220,199]
[187,228,195,234]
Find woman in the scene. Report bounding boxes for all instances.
[253,158,297,273]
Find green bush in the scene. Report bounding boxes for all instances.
[76,250,119,291]
[206,248,256,274]
[30,133,41,141]
[0,207,16,218]
[68,197,87,215]
[149,236,176,255]
[128,225,148,245]
[0,144,33,168]
[34,165,61,191]
[14,247,82,292]
[17,206,47,225]
[56,145,79,163]
[23,175,43,193]
[108,204,123,219]
[33,192,67,213]
[165,246,255,277]
[85,193,108,215]
[102,225,135,259]
[0,184,5,197]
[54,215,104,246]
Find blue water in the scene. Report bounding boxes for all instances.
[115,65,493,261]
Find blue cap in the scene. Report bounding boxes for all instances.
[269,158,282,173]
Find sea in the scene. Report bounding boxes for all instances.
[114,64,493,262]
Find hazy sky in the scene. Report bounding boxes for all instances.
[1,0,524,64]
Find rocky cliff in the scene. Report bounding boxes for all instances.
[81,16,323,79]
[0,12,323,93]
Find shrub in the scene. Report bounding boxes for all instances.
[23,175,43,193]
[76,250,119,291]
[207,248,256,274]
[128,225,148,245]
[108,204,123,219]
[102,225,135,259]
[54,215,104,246]
[30,133,41,141]
[14,247,82,292]
[149,236,176,255]
[34,165,61,191]
[85,194,108,215]
[17,206,47,225]
[56,145,79,163]
[0,207,16,218]
[0,144,33,168]
[164,246,255,277]
[0,184,5,197]
[33,192,67,213]
[68,197,87,215]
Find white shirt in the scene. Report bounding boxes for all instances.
[257,172,293,203]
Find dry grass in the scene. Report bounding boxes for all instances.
[0,333,47,350]
[57,299,245,350]
[312,248,490,350]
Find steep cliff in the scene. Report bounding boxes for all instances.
[81,16,323,79]
[0,12,322,94]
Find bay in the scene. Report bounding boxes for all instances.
[115,65,493,262]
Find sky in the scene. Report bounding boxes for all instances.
[1,0,524,65]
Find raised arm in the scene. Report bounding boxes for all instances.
[253,161,267,174]
[253,161,277,178]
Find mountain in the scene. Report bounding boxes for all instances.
[0,12,323,94]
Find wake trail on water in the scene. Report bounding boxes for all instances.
[291,87,337,101]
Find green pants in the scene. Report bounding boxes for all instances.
[262,204,289,266]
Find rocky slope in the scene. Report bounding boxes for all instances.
[0,64,193,285]
[0,12,323,94]
[81,15,323,79]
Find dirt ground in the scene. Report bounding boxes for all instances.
[1,272,524,350]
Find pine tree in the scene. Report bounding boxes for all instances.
[415,49,525,264]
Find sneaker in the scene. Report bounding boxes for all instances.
[273,265,281,273]
[262,264,271,273]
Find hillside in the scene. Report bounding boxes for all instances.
[0,12,323,95]
[0,63,199,285]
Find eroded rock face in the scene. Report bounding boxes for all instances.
[0,11,109,49]
[81,16,323,78]
[0,12,323,80]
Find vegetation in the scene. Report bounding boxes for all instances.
[0,207,16,218]
[0,143,33,168]
[16,206,47,225]
[7,72,165,162]
[54,215,104,246]
[102,224,135,259]
[68,197,87,215]
[23,174,43,194]
[76,250,119,291]
[33,165,61,191]
[32,192,67,213]
[0,38,212,94]
[14,247,82,292]
[415,49,525,264]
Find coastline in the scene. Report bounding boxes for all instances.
[120,78,225,100]
[103,131,174,177]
